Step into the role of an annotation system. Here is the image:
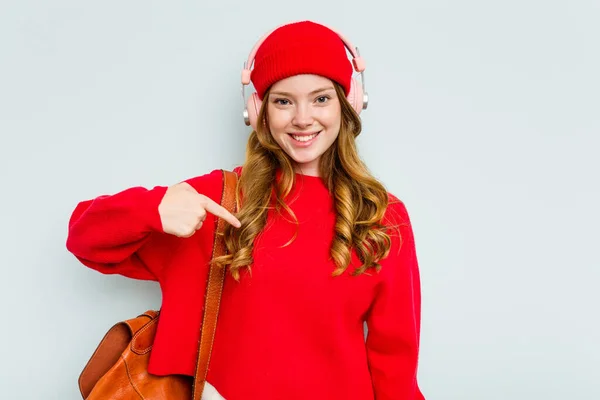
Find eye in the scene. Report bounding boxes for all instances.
[274,98,290,106]
[316,95,330,103]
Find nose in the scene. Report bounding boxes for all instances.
[292,103,314,128]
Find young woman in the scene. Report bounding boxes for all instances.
[67,20,426,400]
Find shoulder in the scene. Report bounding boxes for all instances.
[383,192,412,229]
[381,192,418,255]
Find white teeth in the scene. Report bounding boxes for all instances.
[292,133,318,142]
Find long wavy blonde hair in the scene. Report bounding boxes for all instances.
[213,82,401,280]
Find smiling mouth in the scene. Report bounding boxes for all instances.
[289,131,321,142]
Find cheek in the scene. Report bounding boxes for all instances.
[266,107,288,132]
[322,104,342,130]
[333,113,342,131]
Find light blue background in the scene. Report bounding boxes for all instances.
[1,1,599,399]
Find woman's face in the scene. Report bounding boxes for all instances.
[266,74,342,177]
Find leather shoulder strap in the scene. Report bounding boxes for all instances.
[192,169,238,399]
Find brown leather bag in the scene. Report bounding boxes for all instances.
[78,170,238,400]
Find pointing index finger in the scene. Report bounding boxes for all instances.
[202,196,241,228]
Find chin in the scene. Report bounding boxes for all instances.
[289,153,320,164]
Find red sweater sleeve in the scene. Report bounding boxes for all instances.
[66,184,170,281]
[65,169,226,281]
[365,197,425,400]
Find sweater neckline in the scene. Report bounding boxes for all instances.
[273,168,332,208]
[275,168,328,187]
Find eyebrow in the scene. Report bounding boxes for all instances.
[269,86,335,97]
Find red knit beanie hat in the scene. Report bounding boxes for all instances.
[250,21,353,100]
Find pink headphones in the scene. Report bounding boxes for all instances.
[241,23,369,130]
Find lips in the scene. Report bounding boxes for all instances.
[288,131,320,136]
[288,131,321,143]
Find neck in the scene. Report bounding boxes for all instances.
[293,162,320,177]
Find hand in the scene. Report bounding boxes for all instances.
[202,381,226,400]
[158,182,241,238]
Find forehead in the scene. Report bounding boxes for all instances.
[269,74,335,95]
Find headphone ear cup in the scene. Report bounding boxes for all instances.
[346,77,364,115]
[246,92,262,130]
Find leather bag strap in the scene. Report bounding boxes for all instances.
[192,169,238,399]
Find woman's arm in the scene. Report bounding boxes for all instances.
[66,169,227,281]
[66,184,170,280]
[365,199,425,400]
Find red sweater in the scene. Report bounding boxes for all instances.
[66,168,425,400]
